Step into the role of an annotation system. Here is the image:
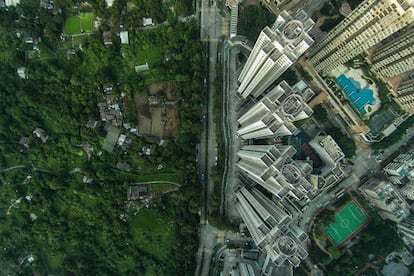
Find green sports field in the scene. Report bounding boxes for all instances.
[80,12,94,32]
[64,12,94,34]
[324,200,369,247]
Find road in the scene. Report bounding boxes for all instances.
[195,1,229,275]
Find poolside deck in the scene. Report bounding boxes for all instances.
[336,74,375,115]
[331,65,381,116]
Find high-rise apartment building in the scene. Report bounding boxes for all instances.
[372,27,414,77]
[237,80,314,139]
[235,187,308,268]
[237,10,314,99]
[308,0,414,76]
[237,145,314,201]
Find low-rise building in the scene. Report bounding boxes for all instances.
[142,17,153,27]
[98,84,123,127]
[102,31,112,46]
[105,0,114,7]
[309,135,346,189]
[383,148,414,193]
[17,67,28,79]
[19,137,29,148]
[116,162,131,172]
[398,214,414,247]
[33,128,48,143]
[127,184,148,200]
[120,31,129,44]
[360,179,410,223]
[5,0,20,6]
[135,63,149,73]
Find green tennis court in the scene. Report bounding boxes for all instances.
[324,200,369,247]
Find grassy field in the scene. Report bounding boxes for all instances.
[150,183,178,191]
[122,33,163,69]
[64,13,94,34]
[129,208,176,262]
[44,253,63,272]
[134,172,183,184]
[80,12,94,32]
[64,16,81,34]
[138,44,162,65]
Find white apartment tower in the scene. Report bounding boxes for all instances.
[237,80,314,139]
[308,0,414,76]
[237,10,314,99]
[237,145,314,201]
[372,27,414,77]
[235,187,308,267]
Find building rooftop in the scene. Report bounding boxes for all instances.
[319,136,344,161]
[120,31,129,44]
[17,67,28,79]
[142,17,153,26]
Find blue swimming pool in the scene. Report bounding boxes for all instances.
[336,74,375,115]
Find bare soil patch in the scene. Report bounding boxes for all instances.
[148,81,177,100]
[164,107,179,137]
[151,108,163,137]
[134,81,179,138]
[134,93,152,135]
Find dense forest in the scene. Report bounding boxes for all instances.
[0,0,202,274]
